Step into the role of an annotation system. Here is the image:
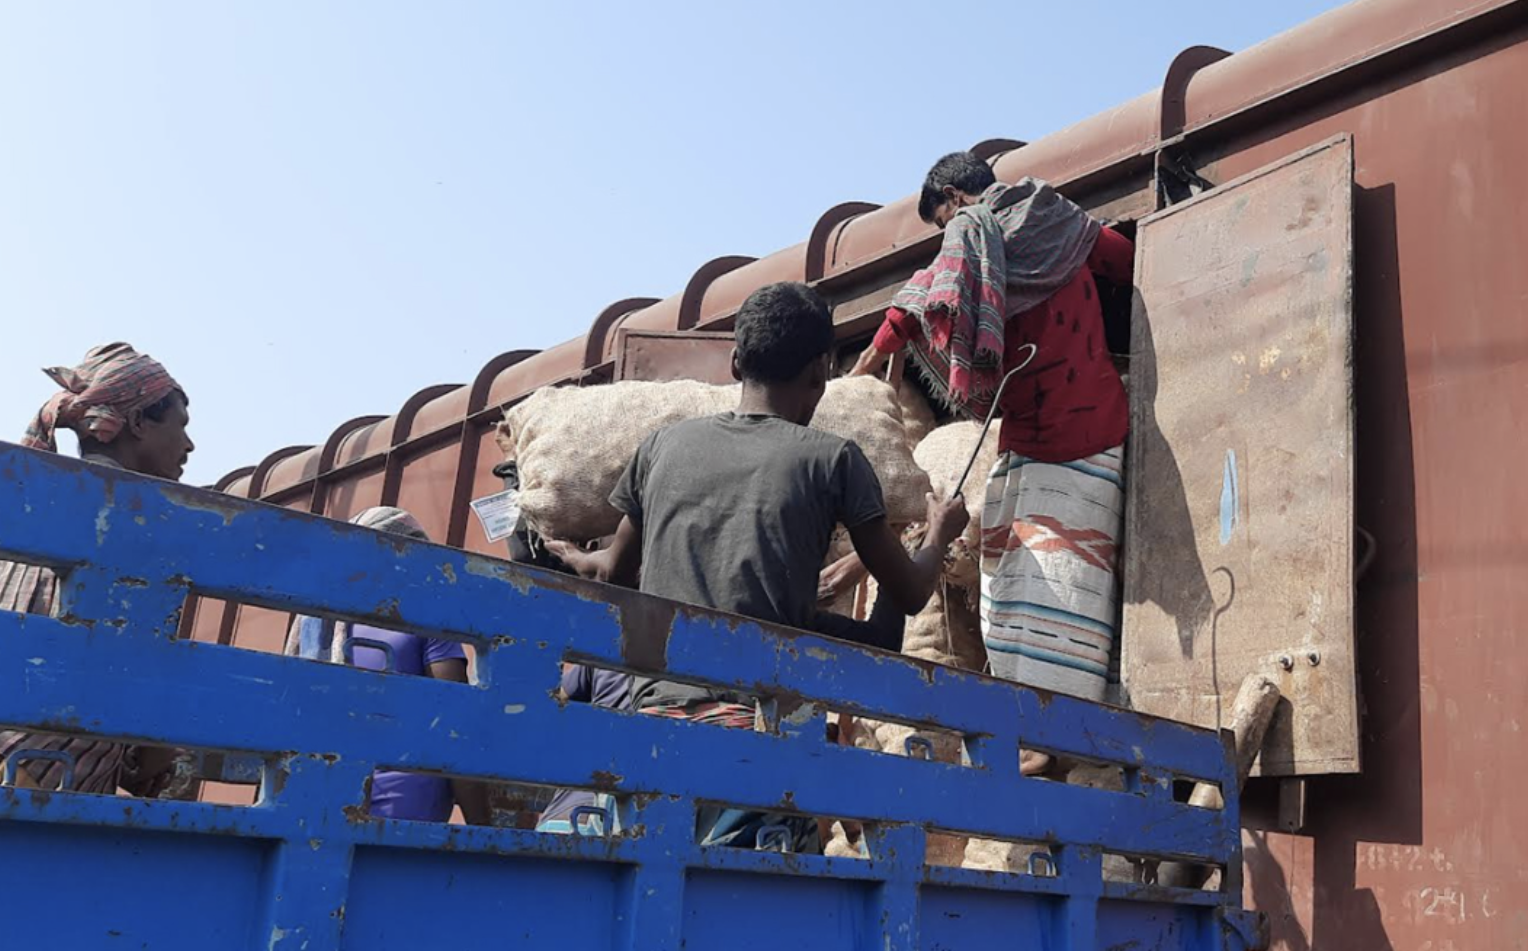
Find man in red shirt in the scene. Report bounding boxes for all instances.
[852,152,1133,721]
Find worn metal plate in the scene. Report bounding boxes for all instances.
[614,329,736,383]
[1122,135,1357,777]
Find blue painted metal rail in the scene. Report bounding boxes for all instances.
[0,444,1266,949]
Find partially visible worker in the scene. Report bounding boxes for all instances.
[534,664,631,835]
[851,152,1134,748]
[549,281,969,853]
[284,506,491,825]
[0,343,195,795]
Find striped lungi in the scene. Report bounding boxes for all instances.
[979,445,1124,701]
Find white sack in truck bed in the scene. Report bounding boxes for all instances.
[496,376,933,542]
[911,421,1001,594]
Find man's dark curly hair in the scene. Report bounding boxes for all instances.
[734,282,834,383]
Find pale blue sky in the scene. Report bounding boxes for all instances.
[1,1,1346,485]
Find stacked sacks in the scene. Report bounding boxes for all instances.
[496,376,932,543]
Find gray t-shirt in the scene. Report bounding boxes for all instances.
[611,412,887,709]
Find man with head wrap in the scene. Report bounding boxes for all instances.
[22,341,194,478]
[1,343,196,794]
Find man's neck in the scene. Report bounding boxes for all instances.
[736,383,803,425]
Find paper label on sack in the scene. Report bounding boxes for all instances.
[470,489,521,543]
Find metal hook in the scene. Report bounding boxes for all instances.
[1027,850,1058,877]
[569,804,613,838]
[951,345,1039,499]
[904,735,935,761]
[756,824,794,853]
[2,748,76,791]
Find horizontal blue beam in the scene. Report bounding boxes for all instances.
[0,613,1237,863]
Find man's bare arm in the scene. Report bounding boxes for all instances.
[545,515,642,588]
[848,494,968,616]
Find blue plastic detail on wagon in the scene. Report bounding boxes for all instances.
[0,444,1261,949]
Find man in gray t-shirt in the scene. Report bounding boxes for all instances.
[610,410,891,710]
[550,281,968,851]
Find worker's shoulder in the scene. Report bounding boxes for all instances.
[748,417,864,471]
[658,413,854,459]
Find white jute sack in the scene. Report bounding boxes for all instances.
[896,378,937,449]
[496,379,728,541]
[832,352,937,451]
[900,580,987,671]
[911,421,1003,600]
[497,377,932,542]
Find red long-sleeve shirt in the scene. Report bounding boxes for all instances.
[874,226,1134,463]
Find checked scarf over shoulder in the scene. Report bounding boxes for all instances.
[23,343,182,452]
[892,179,1100,417]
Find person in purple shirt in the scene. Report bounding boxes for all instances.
[536,664,631,835]
[285,506,490,825]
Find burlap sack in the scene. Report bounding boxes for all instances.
[896,378,937,449]
[831,351,938,450]
[911,421,1003,601]
[901,580,987,671]
[498,377,931,542]
[497,380,728,541]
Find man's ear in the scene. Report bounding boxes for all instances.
[809,352,831,387]
[124,407,147,438]
[942,184,960,203]
[730,348,743,382]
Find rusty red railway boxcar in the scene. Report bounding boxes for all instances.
[197,1,1528,947]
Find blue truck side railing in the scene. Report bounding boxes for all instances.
[0,444,1267,950]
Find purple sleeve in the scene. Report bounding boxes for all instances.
[422,637,467,668]
[562,665,594,702]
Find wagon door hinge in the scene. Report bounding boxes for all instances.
[1154,44,1230,210]
[1156,150,1215,208]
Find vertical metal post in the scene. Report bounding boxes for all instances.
[252,755,368,948]
[1058,845,1103,950]
[866,823,925,951]
[616,796,692,951]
